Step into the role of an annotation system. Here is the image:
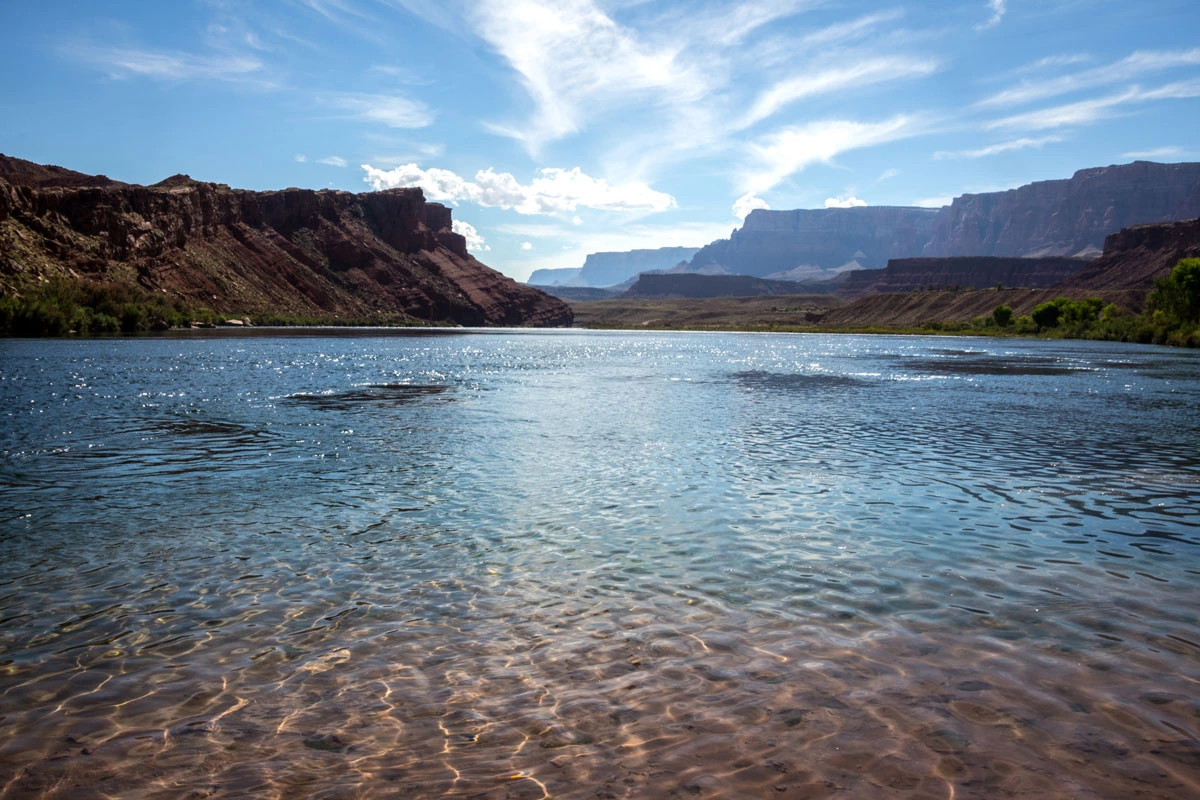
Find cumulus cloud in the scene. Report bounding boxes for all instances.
[732,192,770,220]
[451,219,489,252]
[361,163,675,216]
[521,242,533,251]
[317,156,348,167]
[824,196,867,208]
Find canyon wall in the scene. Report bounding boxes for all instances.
[683,162,1200,287]
[0,155,572,327]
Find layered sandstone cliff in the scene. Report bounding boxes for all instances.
[687,207,938,279]
[839,256,1089,297]
[682,161,1200,288]
[923,161,1200,258]
[0,155,572,327]
[1057,217,1200,293]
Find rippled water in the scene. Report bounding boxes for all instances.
[1,330,1198,799]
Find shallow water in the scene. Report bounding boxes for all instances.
[1,330,1198,798]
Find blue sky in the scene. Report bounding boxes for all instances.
[1,1,1197,281]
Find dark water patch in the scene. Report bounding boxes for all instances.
[282,383,450,409]
[731,370,869,392]
[899,355,1085,376]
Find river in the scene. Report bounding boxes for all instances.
[1,329,1197,798]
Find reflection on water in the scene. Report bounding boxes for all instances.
[1,331,1198,798]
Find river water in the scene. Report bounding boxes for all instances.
[1,330,1197,798]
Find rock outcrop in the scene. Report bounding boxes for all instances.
[839,256,1089,297]
[923,161,1200,258]
[1057,217,1200,293]
[0,154,572,327]
[686,207,939,279]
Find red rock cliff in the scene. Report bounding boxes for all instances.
[0,155,572,327]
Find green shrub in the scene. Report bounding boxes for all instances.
[992,305,1014,327]
[1147,258,1200,325]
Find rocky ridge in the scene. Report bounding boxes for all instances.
[0,155,572,327]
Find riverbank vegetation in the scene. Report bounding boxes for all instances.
[0,279,220,335]
[0,279,432,335]
[947,259,1199,346]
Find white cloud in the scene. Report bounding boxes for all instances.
[317,156,348,167]
[877,168,901,183]
[976,0,1006,31]
[361,163,676,216]
[985,89,1137,131]
[934,135,1063,159]
[295,154,308,163]
[912,195,955,208]
[740,57,937,130]
[572,216,583,225]
[985,79,1200,131]
[1122,146,1184,159]
[732,192,770,220]
[824,195,867,208]
[468,0,703,153]
[328,93,434,128]
[1011,54,1093,75]
[741,115,921,193]
[521,242,534,251]
[451,219,490,252]
[71,44,268,84]
[979,48,1200,110]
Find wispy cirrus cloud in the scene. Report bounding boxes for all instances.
[468,0,702,153]
[361,163,676,216]
[1122,146,1184,159]
[738,57,938,130]
[975,0,1006,31]
[979,48,1200,109]
[68,44,269,85]
[1009,54,1093,76]
[326,93,434,128]
[740,115,923,193]
[934,135,1063,159]
[985,79,1200,131]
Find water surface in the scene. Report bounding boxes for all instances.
[1,330,1198,798]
